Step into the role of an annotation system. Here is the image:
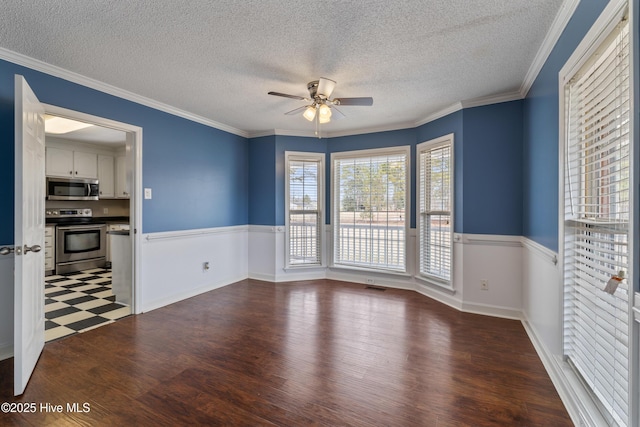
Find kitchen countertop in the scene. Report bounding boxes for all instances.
[94,216,130,223]
[46,216,129,227]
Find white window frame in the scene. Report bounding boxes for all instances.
[330,145,410,274]
[416,134,454,290]
[284,151,325,269]
[558,1,636,425]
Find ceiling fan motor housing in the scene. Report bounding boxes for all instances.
[307,80,322,99]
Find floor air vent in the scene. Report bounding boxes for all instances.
[365,285,386,291]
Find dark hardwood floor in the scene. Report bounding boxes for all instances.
[0,279,572,426]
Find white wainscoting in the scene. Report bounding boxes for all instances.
[249,225,328,282]
[520,237,607,427]
[248,225,279,281]
[248,228,525,319]
[521,237,562,355]
[140,225,248,312]
[457,234,523,319]
[0,250,14,360]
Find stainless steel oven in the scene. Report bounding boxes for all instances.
[47,208,107,274]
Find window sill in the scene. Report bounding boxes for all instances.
[283,265,327,273]
[328,264,411,278]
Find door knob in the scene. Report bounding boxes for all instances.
[0,246,15,256]
[24,244,41,253]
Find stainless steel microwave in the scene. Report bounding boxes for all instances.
[46,177,99,201]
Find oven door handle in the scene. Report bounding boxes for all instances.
[57,225,105,232]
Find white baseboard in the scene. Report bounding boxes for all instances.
[142,274,246,313]
[413,282,522,320]
[248,272,276,282]
[460,301,522,320]
[522,318,607,427]
[0,343,13,361]
[141,225,248,313]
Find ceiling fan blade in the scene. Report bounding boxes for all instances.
[331,105,346,120]
[333,97,373,106]
[268,91,306,101]
[284,105,308,115]
[317,77,336,98]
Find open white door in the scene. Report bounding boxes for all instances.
[14,75,46,395]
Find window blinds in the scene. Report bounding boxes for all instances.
[288,159,321,266]
[419,142,452,282]
[563,19,630,426]
[333,150,407,272]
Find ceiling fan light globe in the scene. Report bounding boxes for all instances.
[318,103,332,118]
[303,106,316,121]
[319,115,331,124]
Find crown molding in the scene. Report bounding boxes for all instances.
[461,90,523,109]
[326,121,417,138]
[275,128,319,138]
[247,129,319,139]
[247,130,277,139]
[0,47,249,138]
[248,121,417,139]
[520,0,580,97]
[414,102,463,127]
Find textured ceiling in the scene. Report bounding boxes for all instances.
[1,1,564,137]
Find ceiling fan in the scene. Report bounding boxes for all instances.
[268,77,373,125]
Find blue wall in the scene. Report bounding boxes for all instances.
[522,0,609,251]
[0,59,248,242]
[462,101,523,235]
[248,135,276,225]
[251,104,524,237]
[248,134,327,226]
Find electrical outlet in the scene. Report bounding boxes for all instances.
[480,279,489,291]
[366,278,375,285]
[103,208,108,214]
[203,261,210,271]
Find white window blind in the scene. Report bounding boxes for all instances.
[333,148,408,272]
[418,138,452,282]
[287,154,323,266]
[563,18,630,426]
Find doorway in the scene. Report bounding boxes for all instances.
[41,105,142,342]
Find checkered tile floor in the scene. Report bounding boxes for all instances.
[45,268,131,342]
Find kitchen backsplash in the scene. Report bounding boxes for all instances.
[46,199,130,218]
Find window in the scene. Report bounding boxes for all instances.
[562,15,631,426]
[332,146,409,272]
[417,135,453,285]
[285,152,324,267]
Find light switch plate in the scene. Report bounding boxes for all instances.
[144,188,152,199]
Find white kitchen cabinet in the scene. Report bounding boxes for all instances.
[45,226,55,274]
[115,155,129,199]
[98,155,115,198]
[45,147,73,177]
[46,147,98,179]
